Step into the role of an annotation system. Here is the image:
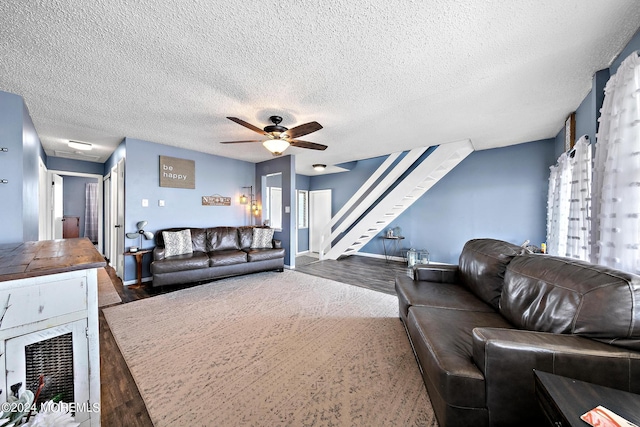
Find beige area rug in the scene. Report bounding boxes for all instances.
[98,267,122,307]
[103,270,436,426]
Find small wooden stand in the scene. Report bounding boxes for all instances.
[124,249,153,287]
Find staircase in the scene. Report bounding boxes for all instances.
[320,139,474,260]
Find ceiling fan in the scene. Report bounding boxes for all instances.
[221,116,327,156]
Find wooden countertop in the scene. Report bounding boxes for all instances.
[0,238,106,282]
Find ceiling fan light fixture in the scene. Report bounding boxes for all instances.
[68,140,92,151]
[263,138,290,156]
[313,164,326,171]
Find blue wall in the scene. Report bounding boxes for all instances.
[310,156,388,212]
[104,140,126,175]
[0,91,25,243]
[0,90,41,244]
[361,140,555,263]
[256,155,296,267]
[48,157,104,175]
[296,174,310,253]
[22,102,41,242]
[610,28,640,75]
[308,140,555,264]
[123,137,256,281]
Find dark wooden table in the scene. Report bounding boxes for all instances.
[0,238,105,281]
[124,249,152,287]
[534,369,640,427]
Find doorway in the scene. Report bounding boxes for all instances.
[105,159,125,278]
[43,169,103,253]
[309,189,332,255]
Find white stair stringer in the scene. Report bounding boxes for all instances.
[323,139,474,260]
[318,147,428,259]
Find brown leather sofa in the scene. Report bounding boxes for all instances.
[395,238,640,427]
[151,226,284,287]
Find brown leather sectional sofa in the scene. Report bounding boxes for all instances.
[151,226,284,287]
[395,238,640,427]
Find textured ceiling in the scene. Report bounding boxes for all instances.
[1,1,639,174]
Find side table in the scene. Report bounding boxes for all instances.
[381,236,404,262]
[534,369,640,427]
[124,249,153,287]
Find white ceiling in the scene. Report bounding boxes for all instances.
[1,1,639,174]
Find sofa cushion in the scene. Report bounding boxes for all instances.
[406,306,514,409]
[189,228,207,252]
[245,248,285,262]
[500,254,640,350]
[162,229,193,257]
[238,226,255,249]
[395,274,495,321]
[251,228,275,249]
[458,238,523,310]
[151,251,209,274]
[207,227,241,251]
[209,249,247,266]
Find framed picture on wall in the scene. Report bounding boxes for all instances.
[564,112,576,152]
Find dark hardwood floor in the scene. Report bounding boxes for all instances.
[99,255,409,425]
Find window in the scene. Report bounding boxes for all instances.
[297,190,308,229]
[268,187,282,230]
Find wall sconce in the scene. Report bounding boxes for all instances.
[240,194,248,204]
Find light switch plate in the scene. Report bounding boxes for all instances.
[142,199,149,207]
[159,200,165,207]
[284,206,290,213]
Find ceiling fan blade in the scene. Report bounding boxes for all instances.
[219,140,264,144]
[227,117,267,135]
[284,121,323,139]
[289,139,328,150]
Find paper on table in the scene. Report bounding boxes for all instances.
[581,406,638,427]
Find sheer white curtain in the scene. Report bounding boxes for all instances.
[566,136,592,260]
[546,152,572,256]
[592,51,640,273]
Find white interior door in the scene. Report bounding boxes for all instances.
[38,158,48,240]
[103,174,111,263]
[115,159,125,278]
[309,189,332,253]
[50,173,64,239]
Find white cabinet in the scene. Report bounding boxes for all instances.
[0,239,103,426]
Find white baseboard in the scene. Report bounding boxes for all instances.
[123,276,153,287]
[353,251,453,266]
[353,251,405,263]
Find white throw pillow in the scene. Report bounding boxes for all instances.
[250,228,275,249]
[162,229,193,257]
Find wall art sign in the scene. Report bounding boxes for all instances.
[202,195,231,206]
[159,156,195,189]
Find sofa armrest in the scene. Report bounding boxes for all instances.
[153,246,166,261]
[272,239,282,249]
[472,327,640,426]
[413,264,459,283]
